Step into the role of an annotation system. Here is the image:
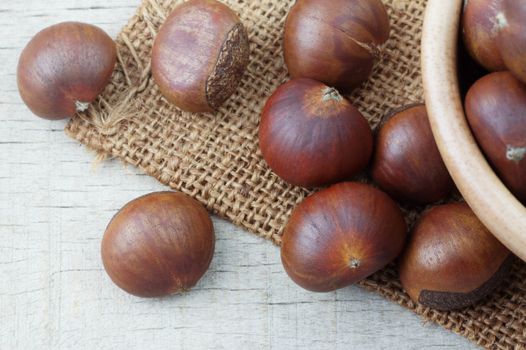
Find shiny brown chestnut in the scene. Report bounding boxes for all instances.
[399,202,512,310]
[371,104,454,204]
[283,0,390,91]
[281,182,407,292]
[259,78,373,187]
[462,0,505,71]
[496,0,526,83]
[152,0,249,113]
[101,192,215,298]
[17,22,116,120]
[465,71,526,202]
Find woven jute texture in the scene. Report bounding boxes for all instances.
[65,0,526,348]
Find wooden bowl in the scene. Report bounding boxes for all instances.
[421,0,526,262]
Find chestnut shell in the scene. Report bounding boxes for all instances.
[259,78,373,188]
[462,0,505,71]
[371,104,454,204]
[281,182,407,292]
[283,0,390,91]
[17,22,116,120]
[399,202,512,310]
[152,0,250,113]
[101,192,215,298]
[465,71,526,202]
[497,0,526,83]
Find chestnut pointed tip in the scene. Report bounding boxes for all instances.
[349,258,361,269]
[321,86,343,102]
[506,145,526,163]
[75,101,90,113]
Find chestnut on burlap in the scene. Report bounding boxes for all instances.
[65,0,526,348]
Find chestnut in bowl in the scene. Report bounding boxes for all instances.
[465,71,526,202]
[101,192,215,298]
[283,0,390,91]
[17,22,117,120]
[152,0,250,113]
[399,202,512,310]
[496,0,526,84]
[281,182,407,292]
[259,78,373,188]
[462,0,505,71]
[371,104,454,204]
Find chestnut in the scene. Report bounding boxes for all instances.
[465,71,526,202]
[259,78,373,187]
[283,0,390,91]
[151,0,250,113]
[371,104,454,204]
[399,202,512,310]
[462,0,505,71]
[281,182,407,292]
[496,0,526,83]
[101,192,215,298]
[17,22,116,120]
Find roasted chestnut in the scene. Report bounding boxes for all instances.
[399,202,512,310]
[496,0,526,83]
[281,182,407,292]
[101,192,215,298]
[462,0,505,71]
[371,105,454,204]
[152,0,250,113]
[259,78,373,187]
[465,71,526,202]
[283,0,390,91]
[17,22,117,120]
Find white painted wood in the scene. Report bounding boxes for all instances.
[0,1,476,349]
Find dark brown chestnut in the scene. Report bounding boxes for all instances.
[462,0,505,71]
[101,192,215,298]
[283,0,390,91]
[371,105,454,204]
[259,78,373,187]
[152,0,250,113]
[281,182,407,292]
[465,71,526,202]
[399,202,512,310]
[496,0,526,83]
[17,22,116,120]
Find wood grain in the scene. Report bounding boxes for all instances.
[0,0,476,349]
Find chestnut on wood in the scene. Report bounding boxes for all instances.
[101,192,215,298]
[399,202,512,310]
[17,22,116,120]
[465,72,526,202]
[462,0,505,71]
[496,0,526,84]
[152,0,250,113]
[281,182,407,292]
[283,0,390,91]
[371,104,454,204]
[259,78,373,188]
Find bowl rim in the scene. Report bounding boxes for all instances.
[421,0,526,261]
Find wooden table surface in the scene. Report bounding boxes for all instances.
[0,1,477,349]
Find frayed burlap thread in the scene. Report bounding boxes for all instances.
[65,0,526,348]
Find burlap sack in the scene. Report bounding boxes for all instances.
[65,0,526,348]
